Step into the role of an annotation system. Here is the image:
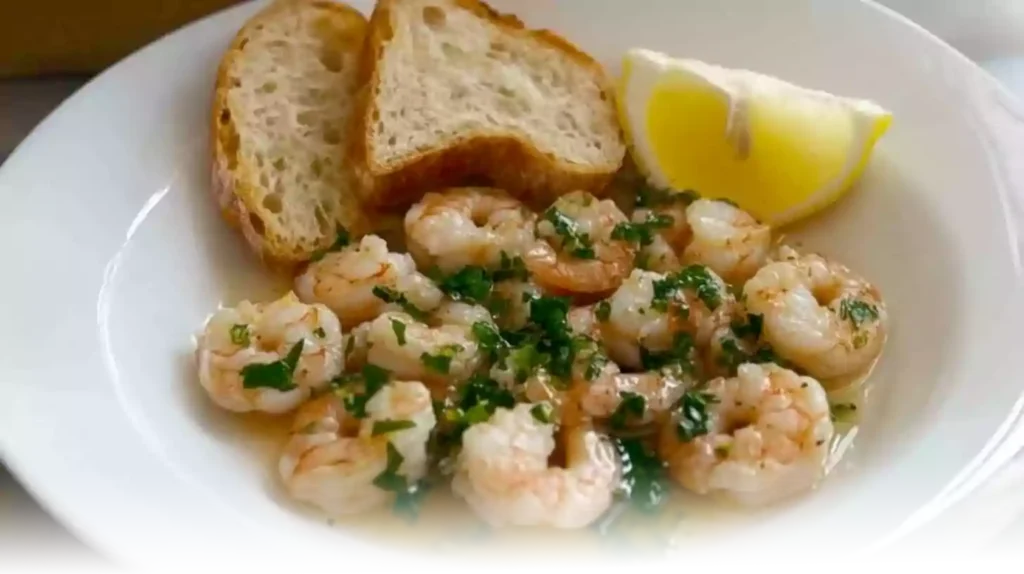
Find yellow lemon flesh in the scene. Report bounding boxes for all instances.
[617,48,892,226]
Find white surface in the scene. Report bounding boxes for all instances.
[2,0,1024,569]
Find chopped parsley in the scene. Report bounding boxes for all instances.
[610,213,673,247]
[390,319,407,346]
[493,251,529,282]
[229,324,250,346]
[336,364,390,418]
[675,265,723,310]
[372,443,428,520]
[420,344,464,374]
[716,337,784,374]
[436,374,516,449]
[309,227,351,262]
[471,321,508,362]
[439,266,494,304]
[675,390,716,442]
[371,419,416,436]
[589,437,675,564]
[609,392,646,430]
[372,286,428,321]
[839,299,879,329]
[530,403,554,424]
[542,207,595,259]
[241,340,304,391]
[313,327,326,339]
[640,332,696,372]
[595,300,611,322]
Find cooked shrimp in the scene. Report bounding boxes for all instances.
[295,234,443,329]
[526,191,636,295]
[451,403,620,528]
[683,199,771,284]
[431,300,494,330]
[579,367,695,427]
[404,187,537,274]
[600,267,738,370]
[564,304,599,339]
[196,292,343,414]
[490,278,542,331]
[743,250,887,380]
[341,320,371,372]
[660,363,833,506]
[365,310,483,388]
[279,380,436,516]
[632,203,691,273]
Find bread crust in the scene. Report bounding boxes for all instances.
[350,0,625,211]
[211,0,368,269]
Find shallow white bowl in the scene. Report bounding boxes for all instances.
[2,0,1023,569]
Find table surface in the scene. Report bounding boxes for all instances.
[3,0,1024,568]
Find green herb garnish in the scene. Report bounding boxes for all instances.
[730,314,763,340]
[640,332,695,372]
[309,227,351,262]
[610,213,673,247]
[471,321,508,362]
[530,403,554,424]
[595,300,611,322]
[340,364,390,418]
[371,419,416,436]
[229,324,250,346]
[372,442,428,520]
[542,207,595,259]
[439,266,494,304]
[493,251,529,282]
[609,392,647,430]
[313,327,326,339]
[372,286,428,321]
[839,299,879,329]
[676,390,716,442]
[241,340,304,391]
[390,319,407,346]
[589,437,675,564]
[421,344,464,374]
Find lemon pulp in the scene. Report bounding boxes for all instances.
[619,50,892,226]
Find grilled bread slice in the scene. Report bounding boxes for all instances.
[350,0,626,209]
[212,0,368,267]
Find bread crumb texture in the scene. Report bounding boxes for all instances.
[218,1,366,263]
[369,0,623,170]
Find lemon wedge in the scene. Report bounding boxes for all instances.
[617,48,892,226]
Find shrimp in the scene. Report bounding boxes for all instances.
[196,292,343,414]
[743,250,887,381]
[683,199,771,285]
[451,403,620,529]
[365,310,483,389]
[295,234,443,329]
[490,278,542,331]
[404,187,537,274]
[632,202,691,273]
[526,191,636,296]
[340,320,371,372]
[660,362,834,506]
[279,380,436,516]
[600,267,738,370]
[579,367,696,428]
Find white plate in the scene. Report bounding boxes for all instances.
[2,0,1024,569]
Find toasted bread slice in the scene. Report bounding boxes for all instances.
[350,0,626,209]
[212,0,368,267]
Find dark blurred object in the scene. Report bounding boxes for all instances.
[0,0,245,79]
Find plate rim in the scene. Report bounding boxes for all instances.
[2,0,1024,567]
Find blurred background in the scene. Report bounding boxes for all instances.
[2,0,1024,569]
